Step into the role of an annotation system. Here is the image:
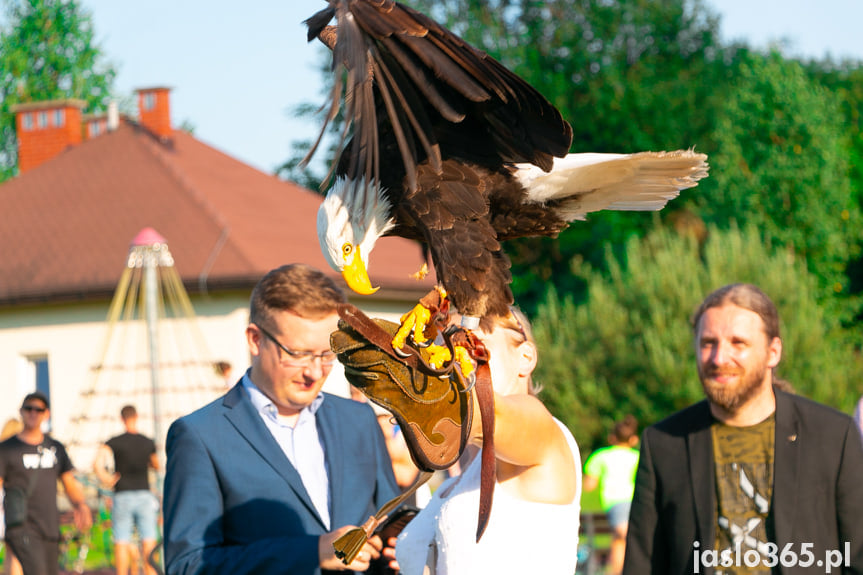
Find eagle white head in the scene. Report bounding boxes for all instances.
[317,178,395,295]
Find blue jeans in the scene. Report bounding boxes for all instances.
[113,490,158,543]
[605,500,632,529]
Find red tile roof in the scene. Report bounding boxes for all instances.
[0,123,435,305]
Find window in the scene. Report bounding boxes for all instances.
[37,111,48,129]
[21,112,34,131]
[53,109,65,128]
[19,355,52,429]
[143,93,156,111]
[89,121,102,138]
[33,357,50,400]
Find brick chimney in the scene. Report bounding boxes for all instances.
[136,87,172,140]
[83,101,120,141]
[10,99,86,174]
[83,113,108,140]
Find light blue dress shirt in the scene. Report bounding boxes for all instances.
[242,371,331,529]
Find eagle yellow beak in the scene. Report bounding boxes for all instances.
[342,245,379,295]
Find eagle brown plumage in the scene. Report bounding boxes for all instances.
[308,0,708,323]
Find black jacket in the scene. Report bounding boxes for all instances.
[623,389,863,575]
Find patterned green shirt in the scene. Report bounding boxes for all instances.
[712,414,775,575]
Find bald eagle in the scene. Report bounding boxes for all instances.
[307,0,708,326]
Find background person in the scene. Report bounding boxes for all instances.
[391,308,582,575]
[0,392,92,575]
[583,415,639,575]
[94,405,160,575]
[855,394,863,445]
[1,419,24,575]
[213,361,233,389]
[163,264,399,574]
[623,283,863,574]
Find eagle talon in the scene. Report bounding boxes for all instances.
[392,346,411,358]
[410,336,432,349]
[461,369,477,391]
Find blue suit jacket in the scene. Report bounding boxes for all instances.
[163,382,399,575]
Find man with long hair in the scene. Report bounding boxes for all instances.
[624,284,863,575]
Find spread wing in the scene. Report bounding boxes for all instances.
[305,0,573,198]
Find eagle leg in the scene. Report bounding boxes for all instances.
[424,342,452,370]
[391,287,480,379]
[392,286,448,352]
[443,324,489,387]
[392,303,433,351]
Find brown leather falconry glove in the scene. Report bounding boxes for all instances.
[330,304,473,471]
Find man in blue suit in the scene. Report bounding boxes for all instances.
[164,264,399,574]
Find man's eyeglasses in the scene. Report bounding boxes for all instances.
[255,324,338,368]
[22,405,47,413]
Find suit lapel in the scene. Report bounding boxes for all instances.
[687,401,716,552]
[222,383,326,528]
[771,390,799,543]
[316,395,347,527]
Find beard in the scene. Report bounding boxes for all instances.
[699,362,768,413]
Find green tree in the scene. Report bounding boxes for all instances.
[805,58,863,203]
[697,51,862,310]
[0,0,115,181]
[804,58,863,321]
[533,223,862,454]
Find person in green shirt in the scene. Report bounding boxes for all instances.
[584,415,640,575]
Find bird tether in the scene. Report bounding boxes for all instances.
[330,302,496,564]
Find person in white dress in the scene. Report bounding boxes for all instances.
[386,308,582,574]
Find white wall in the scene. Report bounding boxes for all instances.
[0,289,418,471]
[0,296,250,468]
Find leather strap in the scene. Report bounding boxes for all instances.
[474,362,495,542]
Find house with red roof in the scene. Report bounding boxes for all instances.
[0,87,433,456]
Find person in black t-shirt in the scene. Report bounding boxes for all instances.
[0,392,92,575]
[94,405,159,575]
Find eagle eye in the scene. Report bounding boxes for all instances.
[342,243,353,256]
